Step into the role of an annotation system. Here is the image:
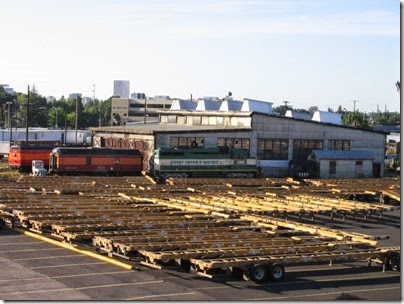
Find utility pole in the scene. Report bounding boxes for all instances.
[92,84,96,106]
[75,95,79,144]
[352,100,358,112]
[144,94,147,125]
[25,85,30,145]
[6,102,12,147]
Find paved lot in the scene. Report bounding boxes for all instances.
[0,207,400,301]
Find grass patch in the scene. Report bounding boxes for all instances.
[0,161,24,181]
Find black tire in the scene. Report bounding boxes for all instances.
[269,263,285,281]
[159,258,174,266]
[249,264,269,283]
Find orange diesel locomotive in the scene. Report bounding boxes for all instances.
[9,145,56,171]
[48,147,143,175]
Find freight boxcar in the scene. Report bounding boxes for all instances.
[9,145,56,171]
[48,147,143,176]
[153,147,258,179]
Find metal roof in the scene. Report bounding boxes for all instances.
[285,110,311,121]
[170,99,197,110]
[219,100,243,111]
[241,98,273,113]
[310,150,375,160]
[195,99,222,111]
[311,111,342,125]
[90,123,251,135]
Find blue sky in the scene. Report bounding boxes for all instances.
[0,0,400,112]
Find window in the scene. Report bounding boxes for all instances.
[257,138,288,160]
[170,137,204,148]
[329,161,336,175]
[167,115,177,123]
[328,140,350,150]
[160,115,168,123]
[201,116,209,125]
[177,116,186,124]
[192,116,201,125]
[217,138,250,150]
[293,139,323,160]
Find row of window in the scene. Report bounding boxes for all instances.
[169,137,350,160]
[161,115,251,127]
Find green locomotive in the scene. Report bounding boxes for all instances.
[153,147,258,179]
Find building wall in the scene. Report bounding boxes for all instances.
[112,97,173,124]
[111,99,130,125]
[251,113,385,177]
[113,80,130,98]
[91,111,387,178]
[318,159,373,178]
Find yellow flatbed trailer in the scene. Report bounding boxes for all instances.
[188,246,400,282]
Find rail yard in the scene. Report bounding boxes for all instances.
[0,175,401,301]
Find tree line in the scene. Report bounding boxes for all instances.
[0,86,111,129]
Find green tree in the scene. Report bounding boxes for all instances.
[342,111,369,128]
[98,98,112,126]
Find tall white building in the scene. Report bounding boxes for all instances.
[113,80,130,98]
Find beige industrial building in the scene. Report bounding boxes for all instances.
[91,101,387,178]
[111,95,173,125]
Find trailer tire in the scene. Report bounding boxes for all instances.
[269,263,285,281]
[386,252,400,272]
[249,264,268,283]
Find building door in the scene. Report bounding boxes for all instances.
[329,161,336,178]
[372,163,381,178]
[355,161,363,178]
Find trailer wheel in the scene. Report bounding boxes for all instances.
[386,252,400,272]
[160,258,174,266]
[269,263,285,281]
[249,264,268,283]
